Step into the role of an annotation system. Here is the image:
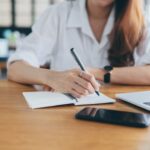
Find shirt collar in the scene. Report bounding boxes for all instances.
[66,0,83,28]
[67,0,115,38]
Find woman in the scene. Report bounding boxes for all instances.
[7,0,150,98]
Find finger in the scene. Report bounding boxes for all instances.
[90,77,100,91]
[70,89,83,98]
[74,76,95,94]
[43,86,52,91]
[81,72,100,91]
[72,82,89,95]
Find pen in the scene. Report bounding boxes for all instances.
[70,48,100,96]
[68,94,78,102]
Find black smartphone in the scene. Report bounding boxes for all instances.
[75,107,150,128]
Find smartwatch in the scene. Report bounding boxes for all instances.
[103,66,113,83]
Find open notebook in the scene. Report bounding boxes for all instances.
[23,92,115,109]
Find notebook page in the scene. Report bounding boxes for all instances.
[23,92,76,109]
[75,93,115,105]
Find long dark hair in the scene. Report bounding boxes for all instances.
[108,0,145,67]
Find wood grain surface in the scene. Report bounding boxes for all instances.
[0,80,150,150]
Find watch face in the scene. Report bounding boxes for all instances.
[104,73,111,83]
[104,66,113,71]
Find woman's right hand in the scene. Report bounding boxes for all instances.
[44,69,100,98]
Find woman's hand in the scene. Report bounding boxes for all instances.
[44,69,100,98]
[87,68,105,82]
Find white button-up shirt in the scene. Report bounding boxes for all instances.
[8,0,150,71]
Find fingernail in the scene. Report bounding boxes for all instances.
[96,86,100,91]
[90,90,95,94]
[97,83,101,88]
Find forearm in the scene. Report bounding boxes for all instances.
[7,61,54,85]
[111,66,150,85]
[91,66,150,85]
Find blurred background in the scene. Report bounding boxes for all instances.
[0,0,64,79]
[0,0,149,80]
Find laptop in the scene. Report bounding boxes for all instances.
[116,91,150,111]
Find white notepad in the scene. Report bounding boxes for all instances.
[23,92,115,109]
[116,91,150,111]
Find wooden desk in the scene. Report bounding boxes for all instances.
[0,80,150,150]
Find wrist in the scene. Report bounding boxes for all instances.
[110,67,118,84]
[91,68,105,81]
[40,69,57,86]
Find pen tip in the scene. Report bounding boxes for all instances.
[96,91,100,96]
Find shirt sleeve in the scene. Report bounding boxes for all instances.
[134,23,150,66]
[7,5,59,68]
